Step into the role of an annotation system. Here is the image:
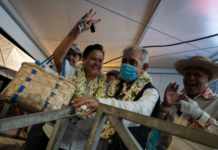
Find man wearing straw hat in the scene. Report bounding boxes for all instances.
[157,56,218,150]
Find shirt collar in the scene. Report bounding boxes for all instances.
[86,76,99,86]
[193,87,213,100]
[200,87,213,100]
[182,87,213,100]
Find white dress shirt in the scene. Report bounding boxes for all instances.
[59,76,99,150]
[43,72,100,150]
[96,82,159,150]
[98,88,159,127]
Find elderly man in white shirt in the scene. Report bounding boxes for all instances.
[72,45,160,150]
[157,56,218,150]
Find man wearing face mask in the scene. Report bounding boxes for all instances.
[72,45,160,150]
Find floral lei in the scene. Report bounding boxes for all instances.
[101,72,152,140]
[71,63,107,119]
[108,72,152,100]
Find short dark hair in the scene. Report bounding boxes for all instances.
[106,70,120,78]
[83,44,104,59]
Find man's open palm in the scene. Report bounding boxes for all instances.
[163,82,179,107]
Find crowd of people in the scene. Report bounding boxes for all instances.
[24,9,218,150]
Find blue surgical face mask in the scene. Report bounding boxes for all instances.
[120,64,138,82]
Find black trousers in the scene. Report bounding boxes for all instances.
[24,123,65,150]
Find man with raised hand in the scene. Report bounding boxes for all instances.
[157,56,218,150]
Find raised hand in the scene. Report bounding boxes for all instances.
[178,93,189,102]
[162,82,179,107]
[175,93,189,109]
[76,9,101,32]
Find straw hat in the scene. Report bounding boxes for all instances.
[174,56,218,80]
[70,43,83,55]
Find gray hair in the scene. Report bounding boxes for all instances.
[123,45,149,64]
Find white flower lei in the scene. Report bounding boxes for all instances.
[71,63,107,119]
[101,72,152,139]
[108,72,152,100]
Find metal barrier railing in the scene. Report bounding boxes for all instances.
[0,106,73,132]
[0,104,218,150]
[84,104,218,150]
[0,103,27,141]
[0,106,74,150]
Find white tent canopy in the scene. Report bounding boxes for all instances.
[0,34,35,79]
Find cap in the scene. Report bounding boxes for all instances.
[70,43,82,55]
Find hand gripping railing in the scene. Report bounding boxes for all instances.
[0,104,218,150]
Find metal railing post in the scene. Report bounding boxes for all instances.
[107,115,142,150]
[0,103,10,119]
[85,106,107,150]
[0,104,218,149]
[46,118,68,150]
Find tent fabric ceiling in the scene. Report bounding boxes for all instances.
[0,68,16,79]
[0,34,35,72]
[8,0,158,68]
[139,0,218,67]
[8,0,218,69]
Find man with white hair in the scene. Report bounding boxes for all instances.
[73,45,160,149]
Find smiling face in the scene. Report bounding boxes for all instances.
[183,67,212,98]
[82,50,104,78]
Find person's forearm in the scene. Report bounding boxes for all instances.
[53,26,81,73]
[198,112,218,135]
[159,103,170,120]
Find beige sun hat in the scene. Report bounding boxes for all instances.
[174,56,218,80]
[70,43,83,56]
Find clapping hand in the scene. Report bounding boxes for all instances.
[162,82,179,107]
